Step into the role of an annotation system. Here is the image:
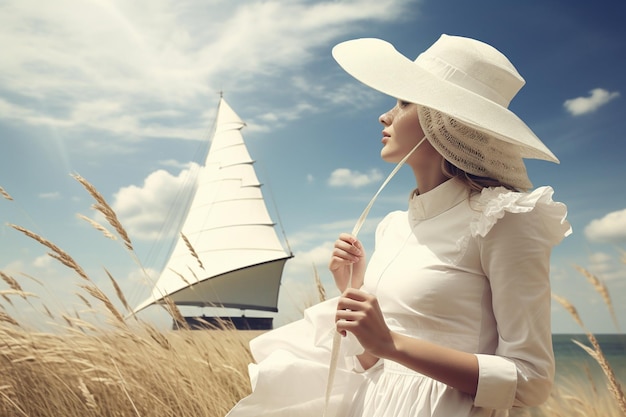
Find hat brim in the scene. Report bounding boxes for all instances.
[332,38,558,163]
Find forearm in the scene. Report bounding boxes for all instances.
[337,289,479,395]
[382,332,479,395]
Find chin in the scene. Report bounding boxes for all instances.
[380,151,402,164]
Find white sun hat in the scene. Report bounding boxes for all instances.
[332,35,559,190]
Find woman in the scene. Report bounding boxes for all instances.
[227,34,571,417]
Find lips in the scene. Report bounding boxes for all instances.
[382,130,390,144]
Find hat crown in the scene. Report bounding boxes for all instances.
[415,34,525,108]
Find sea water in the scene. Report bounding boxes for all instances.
[552,333,626,386]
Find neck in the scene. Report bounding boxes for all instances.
[412,167,448,195]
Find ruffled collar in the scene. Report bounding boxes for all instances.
[409,177,470,222]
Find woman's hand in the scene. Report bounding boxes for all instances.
[328,233,366,292]
[335,288,394,358]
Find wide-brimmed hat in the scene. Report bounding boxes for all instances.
[332,35,559,190]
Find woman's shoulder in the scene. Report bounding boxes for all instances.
[377,209,406,228]
[469,185,572,243]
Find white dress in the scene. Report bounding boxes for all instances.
[226,178,571,417]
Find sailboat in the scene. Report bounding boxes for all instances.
[133,97,293,330]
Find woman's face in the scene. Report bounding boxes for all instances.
[379,101,440,166]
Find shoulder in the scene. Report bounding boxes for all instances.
[374,209,407,240]
[469,186,572,245]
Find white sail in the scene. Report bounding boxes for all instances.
[133,98,292,316]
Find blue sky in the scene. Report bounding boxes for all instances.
[0,0,624,334]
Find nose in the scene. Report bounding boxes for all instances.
[379,108,392,126]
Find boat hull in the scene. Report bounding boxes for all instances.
[177,316,274,330]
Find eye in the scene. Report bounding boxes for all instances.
[398,100,411,108]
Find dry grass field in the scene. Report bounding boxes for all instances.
[0,317,624,417]
[1,179,624,417]
[0,321,255,416]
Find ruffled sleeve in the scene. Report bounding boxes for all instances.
[470,186,572,409]
[470,186,572,243]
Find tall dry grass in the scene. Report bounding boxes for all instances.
[1,176,625,416]
[1,175,256,416]
[546,257,626,417]
[0,320,255,416]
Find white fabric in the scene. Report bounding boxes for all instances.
[227,178,571,417]
[226,298,366,416]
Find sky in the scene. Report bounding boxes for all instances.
[0,0,625,334]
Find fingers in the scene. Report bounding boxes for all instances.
[335,291,389,355]
[329,233,366,292]
[335,308,362,338]
[335,289,374,323]
[331,234,362,262]
[340,287,371,302]
[339,233,363,251]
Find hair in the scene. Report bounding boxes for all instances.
[441,159,520,193]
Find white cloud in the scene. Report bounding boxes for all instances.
[563,88,620,116]
[0,0,412,142]
[251,102,317,133]
[584,208,626,243]
[585,251,626,283]
[38,192,61,200]
[112,164,200,240]
[328,168,383,188]
[33,255,54,269]
[159,159,195,169]
[586,252,614,275]
[588,252,612,265]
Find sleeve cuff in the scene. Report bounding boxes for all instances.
[474,354,517,409]
[348,356,383,373]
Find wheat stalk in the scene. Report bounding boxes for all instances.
[163,297,190,330]
[0,294,13,309]
[72,173,134,251]
[572,338,626,415]
[0,271,23,293]
[17,272,43,287]
[0,311,20,327]
[312,263,326,302]
[110,358,142,417]
[61,314,75,328]
[181,232,204,270]
[9,224,91,282]
[76,213,117,241]
[78,377,98,410]
[1,293,13,306]
[79,284,126,326]
[41,303,55,319]
[186,266,201,283]
[60,315,99,332]
[144,324,172,350]
[73,174,165,317]
[574,265,619,330]
[169,269,192,287]
[551,293,585,328]
[75,293,93,309]
[0,390,28,417]
[0,290,38,299]
[0,186,13,201]
[554,288,626,416]
[103,268,132,315]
